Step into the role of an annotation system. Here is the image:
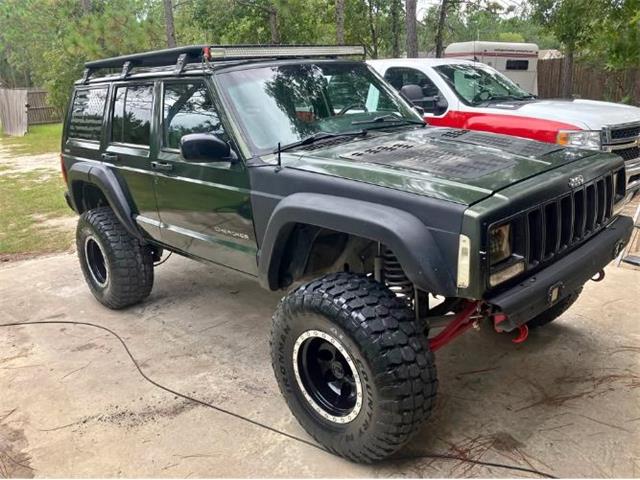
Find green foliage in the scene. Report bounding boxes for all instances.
[419,1,558,54]
[0,0,636,109]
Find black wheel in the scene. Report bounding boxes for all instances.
[270,273,437,463]
[527,287,583,329]
[76,207,154,309]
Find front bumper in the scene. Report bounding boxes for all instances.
[485,215,634,331]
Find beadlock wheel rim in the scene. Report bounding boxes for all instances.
[84,236,109,287]
[293,329,363,424]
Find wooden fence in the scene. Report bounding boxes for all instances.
[0,88,28,136]
[0,88,61,136]
[538,58,640,106]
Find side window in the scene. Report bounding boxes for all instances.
[384,67,445,114]
[111,84,153,146]
[506,59,529,71]
[68,88,107,141]
[162,82,226,150]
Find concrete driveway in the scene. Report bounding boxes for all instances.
[1,253,638,478]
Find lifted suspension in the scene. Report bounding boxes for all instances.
[427,301,528,351]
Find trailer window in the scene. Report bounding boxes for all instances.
[506,60,529,71]
[68,88,107,141]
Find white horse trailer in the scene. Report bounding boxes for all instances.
[444,41,539,94]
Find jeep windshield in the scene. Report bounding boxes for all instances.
[216,62,423,155]
[435,63,535,106]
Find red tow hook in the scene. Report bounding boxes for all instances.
[512,324,529,344]
[493,312,529,344]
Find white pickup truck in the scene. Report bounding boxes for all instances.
[369,58,640,191]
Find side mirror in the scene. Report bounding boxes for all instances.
[180,133,233,162]
[434,95,448,115]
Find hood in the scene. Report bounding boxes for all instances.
[281,127,599,205]
[486,99,640,130]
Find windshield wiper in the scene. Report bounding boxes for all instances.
[275,130,367,153]
[351,114,425,126]
[481,94,536,104]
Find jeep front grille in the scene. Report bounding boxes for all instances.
[512,169,624,269]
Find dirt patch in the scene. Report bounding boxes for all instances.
[31,214,76,232]
[0,152,59,176]
[0,413,34,478]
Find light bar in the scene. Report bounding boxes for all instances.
[205,45,365,60]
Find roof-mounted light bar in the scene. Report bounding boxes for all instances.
[203,45,365,60]
[81,44,366,84]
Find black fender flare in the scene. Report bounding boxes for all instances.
[257,193,457,295]
[67,162,144,242]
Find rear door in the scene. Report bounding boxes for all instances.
[152,78,257,274]
[104,81,162,239]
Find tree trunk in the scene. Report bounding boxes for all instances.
[391,0,401,57]
[269,6,280,44]
[560,49,574,98]
[162,0,177,48]
[336,0,345,45]
[367,0,378,59]
[405,0,418,57]
[434,0,448,58]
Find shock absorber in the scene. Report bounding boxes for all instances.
[381,247,414,304]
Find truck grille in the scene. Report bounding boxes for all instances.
[610,125,640,140]
[603,122,640,145]
[519,169,624,267]
[602,123,640,190]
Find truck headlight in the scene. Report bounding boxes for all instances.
[556,130,601,150]
[489,223,512,265]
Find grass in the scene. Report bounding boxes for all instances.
[0,123,63,156]
[0,170,74,257]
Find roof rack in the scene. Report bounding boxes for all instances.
[81,44,365,83]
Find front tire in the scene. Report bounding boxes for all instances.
[270,273,437,463]
[76,207,154,309]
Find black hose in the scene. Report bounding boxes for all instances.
[0,320,556,478]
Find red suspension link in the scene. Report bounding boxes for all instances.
[428,300,482,352]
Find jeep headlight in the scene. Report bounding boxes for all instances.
[556,130,601,150]
[489,223,512,265]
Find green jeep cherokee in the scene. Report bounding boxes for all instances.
[62,45,634,462]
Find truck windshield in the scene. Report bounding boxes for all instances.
[216,62,422,155]
[434,63,534,106]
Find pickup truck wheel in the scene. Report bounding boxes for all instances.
[76,207,153,309]
[527,287,583,329]
[270,273,437,463]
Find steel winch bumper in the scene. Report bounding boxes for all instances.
[485,215,634,332]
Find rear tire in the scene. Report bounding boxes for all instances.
[76,207,154,309]
[270,273,437,463]
[527,287,582,329]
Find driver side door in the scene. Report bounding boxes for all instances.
[153,78,257,274]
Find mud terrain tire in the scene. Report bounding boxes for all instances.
[270,272,437,463]
[76,207,153,309]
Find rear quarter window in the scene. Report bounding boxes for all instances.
[68,87,108,141]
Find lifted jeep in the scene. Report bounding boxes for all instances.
[62,45,634,462]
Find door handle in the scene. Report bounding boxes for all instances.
[151,161,174,172]
[101,153,118,162]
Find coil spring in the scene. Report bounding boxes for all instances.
[382,248,414,302]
